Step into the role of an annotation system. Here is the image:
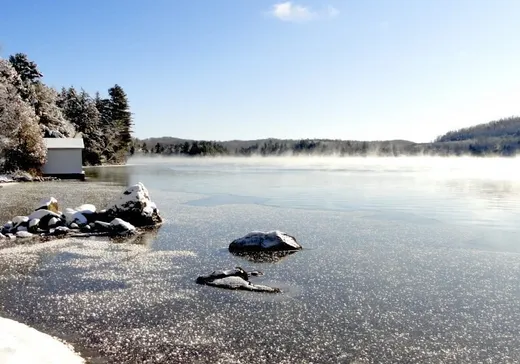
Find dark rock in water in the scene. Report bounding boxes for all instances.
[103,183,162,227]
[196,267,280,293]
[229,230,302,252]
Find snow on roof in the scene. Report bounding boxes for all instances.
[43,138,84,149]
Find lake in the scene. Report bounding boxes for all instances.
[0,156,519,363]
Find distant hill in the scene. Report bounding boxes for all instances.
[435,116,520,142]
[135,116,520,157]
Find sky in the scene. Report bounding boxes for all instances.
[1,0,520,142]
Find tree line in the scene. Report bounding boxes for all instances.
[0,53,133,173]
[136,115,520,158]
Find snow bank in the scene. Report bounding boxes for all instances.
[0,317,84,364]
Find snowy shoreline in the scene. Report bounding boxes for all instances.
[0,317,85,363]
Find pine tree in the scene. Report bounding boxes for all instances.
[108,84,132,159]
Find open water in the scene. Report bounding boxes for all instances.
[0,156,519,363]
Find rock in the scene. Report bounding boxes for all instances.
[28,209,61,221]
[47,217,60,229]
[0,175,14,183]
[75,204,96,215]
[196,267,280,293]
[53,226,69,236]
[5,234,16,240]
[16,231,33,239]
[17,226,28,232]
[28,219,40,233]
[11,171,33,182]
[70,212,87,226]
[229,231,302,252]
[70,223,79,230]
[103,183,162,227]
[2,221,13,234]
[36,197,59,213]
[39,212,63,231]
[94,221,111,232]
[12,216,29,228]
[0,233,5,239]
[63,207,76,223]
[109,218,136,236]
[80,225,91,233]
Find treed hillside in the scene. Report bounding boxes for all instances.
[0,53,133,173]
[136,116,520,157]
[435,117,520,142]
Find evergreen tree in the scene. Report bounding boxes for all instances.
[8,53,42,84]
[108,84,132,158]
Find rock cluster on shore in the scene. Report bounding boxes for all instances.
[0,182,162,241]
[0,171,59,183]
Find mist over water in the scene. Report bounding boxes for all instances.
[1,156,520,363]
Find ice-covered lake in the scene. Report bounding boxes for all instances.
[1,156,520,363]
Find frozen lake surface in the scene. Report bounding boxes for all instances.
[0,157,519,363]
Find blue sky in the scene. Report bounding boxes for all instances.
[1,0,520,142]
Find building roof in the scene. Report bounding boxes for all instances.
[43,138,84,149]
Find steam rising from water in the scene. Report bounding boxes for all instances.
[127,156,520,181]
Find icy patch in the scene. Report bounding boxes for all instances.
[0,317,84,364]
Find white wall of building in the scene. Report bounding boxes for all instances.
[42,149,83,174]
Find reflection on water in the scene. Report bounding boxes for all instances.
[1,157,520,363]
[229,250,299,263]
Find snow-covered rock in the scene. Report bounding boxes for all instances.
[28,219,40,233]
[110,218,136,235]
[35,197,59,213]
[74,204,96,215]
[16,231,33,239]
[53,226,69,236]
[229,230,302,252]
[2,221,13,233]
[12,216,29,228]
[47,217,60,229]
[94,221,111,231]
[0,233,5,240]
[0,175,14,183]
[28,209,61,221]
[196,267,280,293]
[103,182,162,227]
[68,211,87,226]
[0,317,85,364]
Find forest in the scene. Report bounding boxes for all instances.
[0,53,132,173]
[136,116,520,158]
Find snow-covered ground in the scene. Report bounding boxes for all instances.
[0,317,84,364]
